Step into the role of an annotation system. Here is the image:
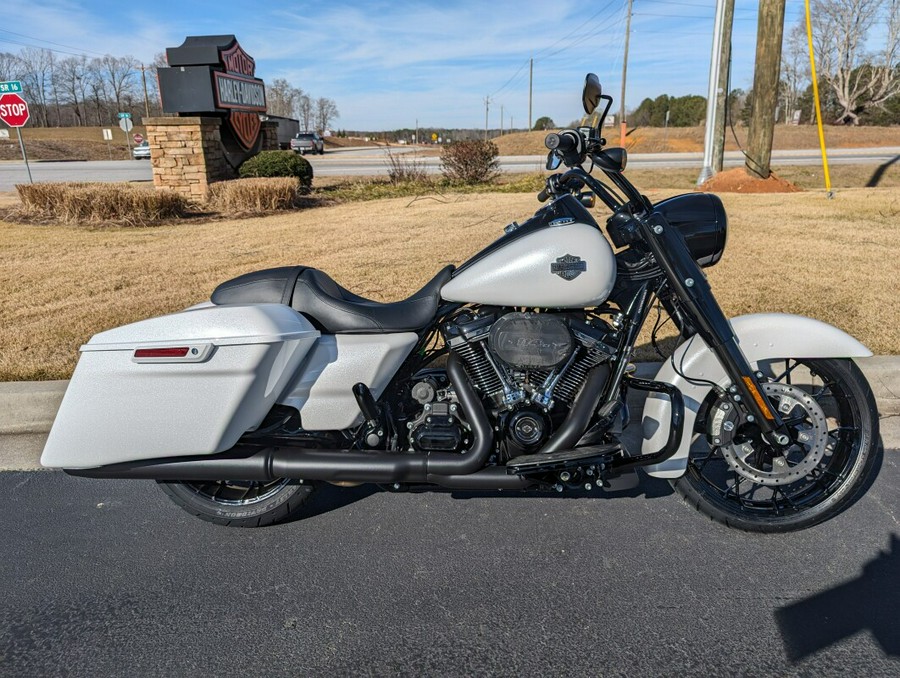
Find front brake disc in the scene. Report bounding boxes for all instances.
[710,382,829,486]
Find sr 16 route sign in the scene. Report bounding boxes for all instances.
[0,92,29,127]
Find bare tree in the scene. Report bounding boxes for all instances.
[298,94,313,130]
[0,51,22,82]
[100,54,138,115]
[781,22,809,122]
[56,56,91,125]
[87,58,110,125]
[266,78,304,118]
[811,0,900,124]
[146,52,167,114]
[315,97,339,133]
[18,47,54,126]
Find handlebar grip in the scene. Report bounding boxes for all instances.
[544,132,577,153]
[537,187,551,202]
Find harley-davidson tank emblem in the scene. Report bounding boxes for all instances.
[551,254,587,281]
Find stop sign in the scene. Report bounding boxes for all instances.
[0,92,29,127]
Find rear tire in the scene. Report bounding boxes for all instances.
[671,358,880,533]
[157,478,315,527]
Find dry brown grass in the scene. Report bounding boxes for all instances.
[0,125,147,161]
[207,177,302,213]
[14,182,188,226]
[1,187,898,380]
[493,125,900,156]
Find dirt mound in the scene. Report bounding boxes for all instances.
[699,167,802,193]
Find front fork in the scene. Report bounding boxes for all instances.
[638,213,793,449]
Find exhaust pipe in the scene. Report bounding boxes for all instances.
[67,354,499,486]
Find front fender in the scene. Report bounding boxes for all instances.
[641,313,871,478]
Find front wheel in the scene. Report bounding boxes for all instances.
[157,478,315,527]
[671,358,881,533]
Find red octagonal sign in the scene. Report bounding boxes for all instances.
[0,92,30,128]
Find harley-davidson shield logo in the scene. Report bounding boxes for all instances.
[220,42,256,77]
[214,40,266,150]
[551,254,587,281]
[228,110,261,150]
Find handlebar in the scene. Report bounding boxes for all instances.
[544,131,580,154]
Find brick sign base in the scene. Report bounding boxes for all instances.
[144,116,280,201]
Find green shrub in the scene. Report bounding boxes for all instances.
[440,140,500,185]
[15,182,188,226]
[207,178,302,212]
[239,151,313,187]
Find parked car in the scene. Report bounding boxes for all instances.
[290,132,325,155]
[132,141,151,159]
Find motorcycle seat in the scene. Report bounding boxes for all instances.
[211,265,455,334]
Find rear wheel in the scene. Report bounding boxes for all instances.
[671,358,880,533]
[157,478,315,527]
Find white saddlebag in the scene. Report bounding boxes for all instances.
[42,304,319,469]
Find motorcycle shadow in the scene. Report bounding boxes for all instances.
[289,474,674,524]
[446,473,675,501]
[295,482,380,520]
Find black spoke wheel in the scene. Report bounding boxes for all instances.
[157,478,315,528]
[671,358,881,533]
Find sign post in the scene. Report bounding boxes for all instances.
[102,128,113,159]
[118,112,133,157]
[0,83,32,183]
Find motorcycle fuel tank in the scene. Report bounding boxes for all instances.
[441,218,616,308]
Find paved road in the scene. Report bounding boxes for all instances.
[1,427,898,676]
[2,146,898,189]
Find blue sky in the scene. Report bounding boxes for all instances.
[3,0,814,130]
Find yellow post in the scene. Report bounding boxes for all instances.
[805,0,833,197]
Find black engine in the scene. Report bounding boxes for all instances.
[401,309,617,457]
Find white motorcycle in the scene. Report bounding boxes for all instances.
[42,75,880,532]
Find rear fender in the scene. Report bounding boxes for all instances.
[641,313,871,478]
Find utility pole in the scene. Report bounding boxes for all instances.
[698,0,732,184]
[140,64,151,118]
[500,104,504,136]
[415,118,418,145]
[746,0,786,179]
[484,96,490,140]
[712,0,735,173]
[528,57,533,131]
[619,0,634,147]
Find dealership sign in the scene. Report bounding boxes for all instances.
[158,36,267,152]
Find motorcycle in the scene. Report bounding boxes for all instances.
[42,74,880,532]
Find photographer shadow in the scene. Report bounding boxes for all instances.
[776,533,900,661]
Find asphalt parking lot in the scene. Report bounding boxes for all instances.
[1,424,898,677]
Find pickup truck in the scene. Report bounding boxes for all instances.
[290,132,325,155]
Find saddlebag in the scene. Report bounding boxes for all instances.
[41,303,319,469]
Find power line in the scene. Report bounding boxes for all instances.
[490,57,531,98]
[531,0,621,61]
[0,37,91,59]
[0,29,109,58]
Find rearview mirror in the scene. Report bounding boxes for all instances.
[546,151,561,171]
[582,73,602,115]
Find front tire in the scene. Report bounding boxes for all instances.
[671,358,880,533]
[157,478,315,527]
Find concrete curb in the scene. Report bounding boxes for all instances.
[0,380,68,435]
[0,357,896,438]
